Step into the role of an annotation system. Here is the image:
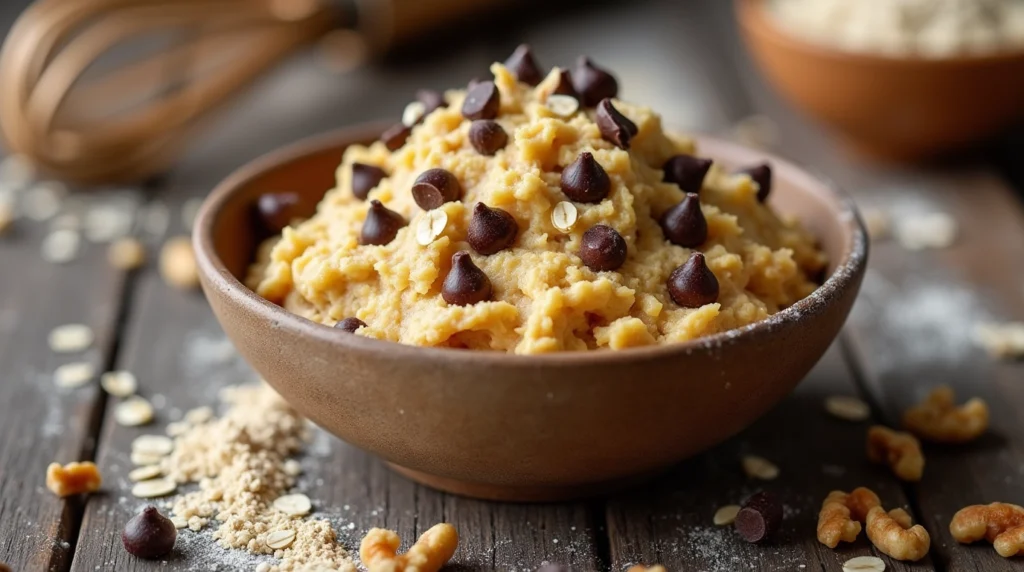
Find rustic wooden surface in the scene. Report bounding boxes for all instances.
[2,0,1024,570]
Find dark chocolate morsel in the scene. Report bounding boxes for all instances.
[595,98,638,149]
[579,225,628,272]
[734,491,783,543]
[467,202,518,255]
[359,200,406,246]
[351,163,387,201]
[469,120,508,156]
[663,154,713,194]
[256,192,301,234]
[660,193,707,248]
[667,252,719,308]
[122,506,177,560]
[560,152,611,203]
[504,44,544,86]
[571,56,618,107]
[335,317,367,333]
[442,251,492,306]
[738,163,772,202]
[381,123,411,151]
[416,89,447,115]
[462,81,500,120]
[411,168,463,210]
[553,69,578,98]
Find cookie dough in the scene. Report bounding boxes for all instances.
[248,51,826,354]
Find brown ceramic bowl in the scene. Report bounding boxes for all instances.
[737,0,1024,160]
[193,123,867,502]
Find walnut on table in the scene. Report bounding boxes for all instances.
[950,502,1024,558]
[46,461,102,497]
[867,425,924,482]
[360,523,458,572]
[865,506,930,561]
[902,385,989,443]
[817,486,925,560]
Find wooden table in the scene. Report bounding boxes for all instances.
[2,1,1023,570]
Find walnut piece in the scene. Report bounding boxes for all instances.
[903,386,988,443]
[867,425,924,481]
[46,461,102,497]
[950,502,1024,558]
[817,490,863,548]
[865,505,930,561]
[360,523,458,572]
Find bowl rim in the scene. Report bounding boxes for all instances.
[193,123,867,368]
[736,0,1024,67]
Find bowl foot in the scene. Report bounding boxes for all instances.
[388,463,662,502]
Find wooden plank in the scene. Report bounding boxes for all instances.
[605,347,932,572]
[0,177,138,571]
[715,3,1024,569]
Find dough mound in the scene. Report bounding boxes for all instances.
[249,62,826,354]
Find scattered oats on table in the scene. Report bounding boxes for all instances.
[107,237,146,270]
[897,212,957,250]
[41,229,80,264]
[159,236,199,290]
[116,395,155,426]
[100,370,137,397]
[974,321,1024,359]
[741,455,780,480]
[48,323,94,353]
[825,395,871,422]
[713,505,741,526]
[54,361,95,389]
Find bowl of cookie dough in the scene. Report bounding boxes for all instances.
[738,0,1024,159]
[194,47,867,501]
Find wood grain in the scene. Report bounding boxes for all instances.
[0,180,137,571]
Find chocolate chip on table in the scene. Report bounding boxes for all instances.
[738,163,772,202]
[579,224,628,272]
[468,202,518,255]
[469,120,508,156]
[668,252,719,308]
[359,200,406,246]
[595,98,638,149]
[571,56,618,107]
[663,154,713,194]
[416,89,447,114]
[351,163,387,200]
[462,81,500,120]
[734,491,783,543]
[335,317,367,333]
[122,506,177,560]
[504,44,544,86]
[561,152,611,203]
[256,192,301,233]
[442,251,492,306]
[660,193,707,248]
[553,69,579,98]
[381,123,412,151]
[412,168,463,210]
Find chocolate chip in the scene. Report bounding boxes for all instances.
[504,44,544,86]
[468,202,518,255]
[663,154,713,194]
[381,123,411,151]
[595,98,638,150]
[571,56,618,107]
[553,69,578,98]
[412,168,462,210]
[416,89,447,115]
[469,120,508,156]
[561,152,611,203]
[351,163,387,201]
[335,317,366,333]
[734,491,783,543]
[462,81,500,120]
[668,252,719,308]
[256,192,301,233]
[442,251,492,306]
[738,163,772,202]
[359,200,406,246]
[579,225,627,272]
[660,193,707,248]
[122,506,176,560]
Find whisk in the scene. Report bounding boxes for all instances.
[0,0,502,184]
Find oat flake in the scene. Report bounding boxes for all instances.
[825,395,871,422]
[273,494,312,517]
[41,229,80,264]
[48,324,94,353]
[741,455,780,480]
[100,370,137,397]
[116,396,155,427]
[128,465,163,482]
[131,478,177,498]
[132,434,174,457]
[843,555,886,572]
[54,361,95,388]
[713,505,741,526]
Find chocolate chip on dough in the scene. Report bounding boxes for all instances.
[579,225,628,272]
[359,200,406,246]
[561,152,611,203]
[663,154,712,194]
[412,168,463,210]
[462,81,500,120]
[442,251,492,306]
[335,317,367,333]
[504,44,544,86]
[351,163,387,201]
[469,120,508,156]
[381,123,411,151]
[595,98,637,149]
[256,192,301,233]
[571,56,618,107]
[660,193,707,248]
[737,163,772,202]
[668,252,719,308]
[468,203,518,255]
